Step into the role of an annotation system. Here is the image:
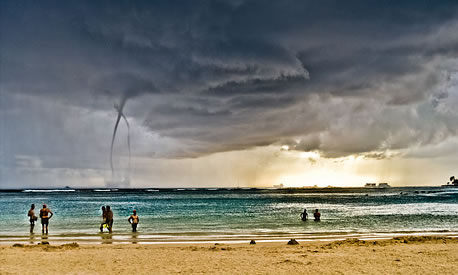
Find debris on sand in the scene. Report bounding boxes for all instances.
[287,239,299,245]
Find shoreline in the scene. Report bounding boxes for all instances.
[1,236,457,274]
[1,231,457,246]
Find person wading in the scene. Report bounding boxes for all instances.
[314,209,321,221]
[106,206,114,233]
[100,206,107,232]
[300,208,308,221]
[39,204,54,234]
[27,204,37,233]
[128,210,140,232]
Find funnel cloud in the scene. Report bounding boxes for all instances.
[110,97,131,185]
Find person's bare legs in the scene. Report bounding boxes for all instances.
[42,223,49,235]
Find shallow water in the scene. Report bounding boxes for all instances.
[1,187,457,244]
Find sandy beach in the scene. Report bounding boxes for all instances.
[0,236,457,274]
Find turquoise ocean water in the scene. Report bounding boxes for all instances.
[0,187,457,244]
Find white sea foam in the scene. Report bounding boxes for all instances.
[22,189,75,193]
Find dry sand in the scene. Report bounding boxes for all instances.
[1,236,457,274]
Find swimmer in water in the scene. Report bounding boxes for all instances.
[128,210,139,232]
[39,204,54,234]
[313,209,321,221]
[300,208,308,221]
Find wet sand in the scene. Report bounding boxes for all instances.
[1,236,457,274]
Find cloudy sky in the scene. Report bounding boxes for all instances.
[1,0,458,188]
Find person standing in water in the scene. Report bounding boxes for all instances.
[128,210,139,232]
[39,204,54,234]
[27,204,37,233]
[300,208,308,221]
[313,209,321,221]
[106,206,114,233]
[100,206,107,232]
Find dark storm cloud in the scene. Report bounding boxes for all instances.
[203,75,309,97]
[93,73,158,100]
[2,0,458,162]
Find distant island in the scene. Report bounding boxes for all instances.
[442,176,458,187]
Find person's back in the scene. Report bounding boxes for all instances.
[28,206,35,221]
[314,209,321,221]
[100,206,107,232]
[107,209,113,221]
[40,207,50,219]
[300,209,308,221]
[106,206,113,233]
[39,204,53,234]
[27,204,36,233]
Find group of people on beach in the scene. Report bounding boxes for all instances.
[99,206,114,233]
[99,206,140,233]
[27,204,316,234]
[27,204,53,234]
[300,208,321,221]
[27,204,140,234]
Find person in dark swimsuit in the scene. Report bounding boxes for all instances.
[314,209,321,221]
[128,210,139,232]
[300,208,308,221]
[39,204,54,234]
[28,204,37,233]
